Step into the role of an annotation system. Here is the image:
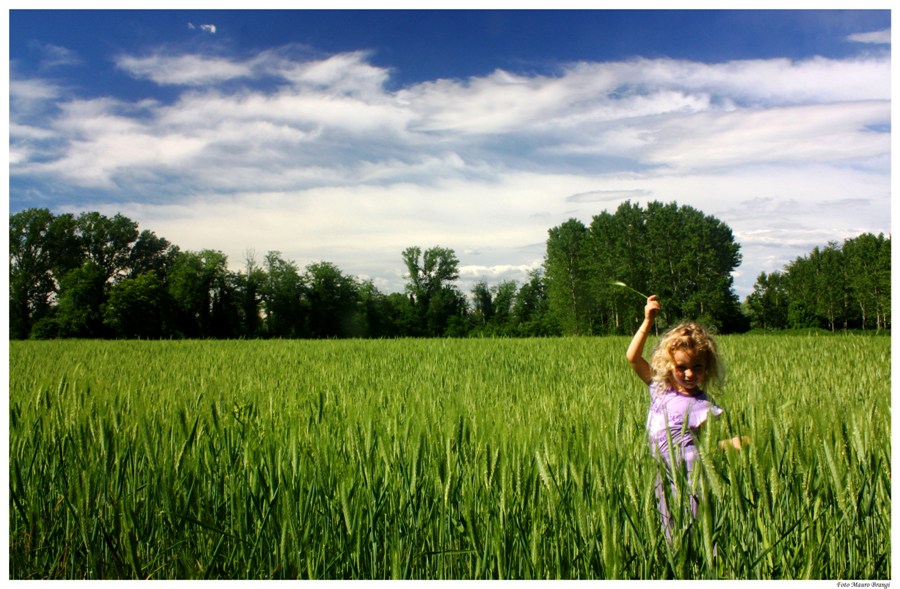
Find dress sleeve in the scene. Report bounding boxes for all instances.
[688,400,723,428]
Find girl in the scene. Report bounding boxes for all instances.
[626,295,745,539]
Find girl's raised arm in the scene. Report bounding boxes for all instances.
[626,295,660,385]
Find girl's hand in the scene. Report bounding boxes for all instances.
[719,436,750,450]
[645,295,660,322]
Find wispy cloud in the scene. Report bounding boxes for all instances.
[847,29,891,45]
[29,41,82,69]
[188,22,217,34]
[10,46,891,295]
[116,53,252,86]
[10,77,63,104]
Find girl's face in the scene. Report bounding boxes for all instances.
[670,349,706,393]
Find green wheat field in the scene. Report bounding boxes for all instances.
[9,335,890,580]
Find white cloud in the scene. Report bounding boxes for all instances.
[567,190,652,204]
[847,29,891,45]
[399,56,889,138]
[638,101,890,172]
[274,51,391,96]
[10,49,891,297]
[188,23,217,34]
[116,53,252,85]
[460,263,543,283]
[31,42,82,69]
[9,78,63,115]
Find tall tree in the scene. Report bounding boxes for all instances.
[104,270,170,338]
[843,233,891,331]
[238,250,266,338]
[48,261,108,338]
[9,209,83,338]
[642,201,742,327]
[425,286,468,337]
[260,251,305,338]
[167,250,232,338]
[470,281,494,328]
[356,279,401,338]
[402,245,462,336]
[127,229,179,280]
[783,254,820,328]
[745,271,789,330]
[304,261,360,338]
[544,218,593,335]
[403,246,460,302]
[819,242,853,330]
[10,209,56,338]
[75,211,140,282]
[469,279,517,336]
[491,280,517,333]
[587,202,648,334]
[512,269,555,336]
[383,291,419,337]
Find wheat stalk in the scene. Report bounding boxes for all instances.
[610,280,649,300]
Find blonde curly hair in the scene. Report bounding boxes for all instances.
[650,322,723,390]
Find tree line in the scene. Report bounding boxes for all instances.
[9,208,554,340]
[744,232,891,332]
[9,204,889,340]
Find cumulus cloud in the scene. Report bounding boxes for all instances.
[10,47,891,296]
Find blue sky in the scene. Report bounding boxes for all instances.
[7,7,892,298]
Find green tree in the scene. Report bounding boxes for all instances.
[469,279,517,336]
[45,261,108,338]
[784,254,821,329]
[127,230,179,280]
[261,251,305,338]
[546,202,744,334]
[819,242,853,330]
[75,211,140,282]
[356,279,401,338]
[10,209,56,338]
[587,202,648,334]
[843,233,891,331]
[383,291,419,337]
[470,281,494,328]
[746,271,789,330]
[402,245,462,336]
[168,250,233,338]
[785,245,847,331]
[773,233,891,332]
[544,219,593,335]
[425,286,468,337]
[238,250,266,338]
[491,280,517,333]
[103,270,170,338]
[512,269,555,336]
[642,202,742,328]
[9,209,84,338]
[304,261,360,338]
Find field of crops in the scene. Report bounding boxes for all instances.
[9,335,891,580]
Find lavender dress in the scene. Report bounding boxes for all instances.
[646,380,723,537]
